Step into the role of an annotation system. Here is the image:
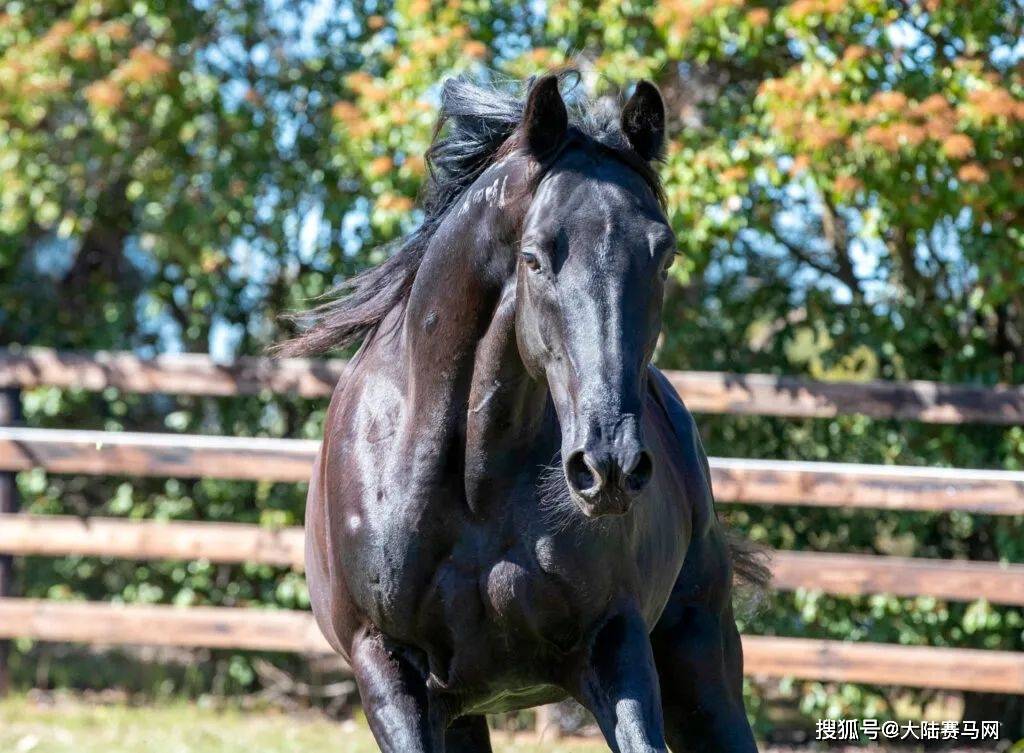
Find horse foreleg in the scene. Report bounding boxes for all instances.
[576,609,668,753]
[350,629,446,753]
[650,603,758,753]
[444,715,493,753]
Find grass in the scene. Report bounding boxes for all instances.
[5,695,1010,753]
[0,695,606,753]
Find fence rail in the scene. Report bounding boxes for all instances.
[3,426,1024,514]
[1,598,1021,693]
[2,514,1023,606]
[3,347,1023,424]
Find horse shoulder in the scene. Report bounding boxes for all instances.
[645,366,732,608]
[646,366,715,537]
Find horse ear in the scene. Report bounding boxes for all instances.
[522,74,567,156]
[621,80,666,161]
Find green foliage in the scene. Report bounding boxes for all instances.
[1,0,1022,736]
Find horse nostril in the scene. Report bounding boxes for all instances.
[624,450,654,494]
[565,450,601,495]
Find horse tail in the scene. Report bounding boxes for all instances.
[725,527,772,617]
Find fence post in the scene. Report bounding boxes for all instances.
[534,703,561,742]
[0,387,22,697]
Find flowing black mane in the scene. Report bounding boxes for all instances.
[278,70,665,357]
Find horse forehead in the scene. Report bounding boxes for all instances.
[527,168,651,236]
[525,171,568,225]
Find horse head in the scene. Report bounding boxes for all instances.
[514,76,675,517]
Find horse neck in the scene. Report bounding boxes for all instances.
[394,157,552,510]
[462,282,554,513]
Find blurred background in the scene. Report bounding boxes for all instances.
[0,0,1022,750]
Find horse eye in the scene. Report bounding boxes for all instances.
[521,251,541,272]
[660,254,676,280]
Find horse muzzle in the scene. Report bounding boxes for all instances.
[563,430,654,516]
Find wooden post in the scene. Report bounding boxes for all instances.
[0,387,21,696]
[534,703,561,742]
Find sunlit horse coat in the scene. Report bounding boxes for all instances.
[282,72,767,753]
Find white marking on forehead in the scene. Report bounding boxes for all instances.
[484,177,499,203]
[646,227,674,258]
[497,175,508,208]
[459,173,511,216]
[529,175,561,218]
[488,155,510,173]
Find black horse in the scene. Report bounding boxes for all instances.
[282,72,767,752]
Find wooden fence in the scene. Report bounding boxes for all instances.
[3,346,1023,423]
[3,427,1024,514]
[0,347,1022,695]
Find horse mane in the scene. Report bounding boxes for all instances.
[276,70,665,357]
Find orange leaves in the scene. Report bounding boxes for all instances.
[841,45,868,64]
[367,156,394,178]
[81,46,171,112]
[653,0,743,45]
[964,86,1024,123]
[915,93,953,117]
[329,6,488,234]
[867,90,907,113]
[361,86,390,104]
[84,79,123,109]
[957,163,988,183]
[331,101,360,124]
[365,152,426,183]
[848,87,1015,165]
[345,71,389,104]
[758,66,840,105]
[377,193,414,212]
[462,41,487,59]
[104,21,132,43]
[345,71,375,91]
[6,13,169,115]
[787,0,845,21]
[69,42,96,62]
[860,124,892,150]
[790,154,811,174]
[757,77,787,99]
[746,8,771,27]
[766,77,984,166]
[36,20,75,55]
[403,155,426,177]
[407,0,431,19]
[517,47,552,67]
[720,166,748,182]
[114,46,171,85]
[417,36,451,56]
[832,175,862,195]
[940,134,974,159]
[757,44,1007,202]
[759,66,846,154]
[802,122,844,149]
[863,122,928,150]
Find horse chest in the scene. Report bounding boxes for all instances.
[394,537,613,695]
[478,540,607,646]
[361,522,612,645]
